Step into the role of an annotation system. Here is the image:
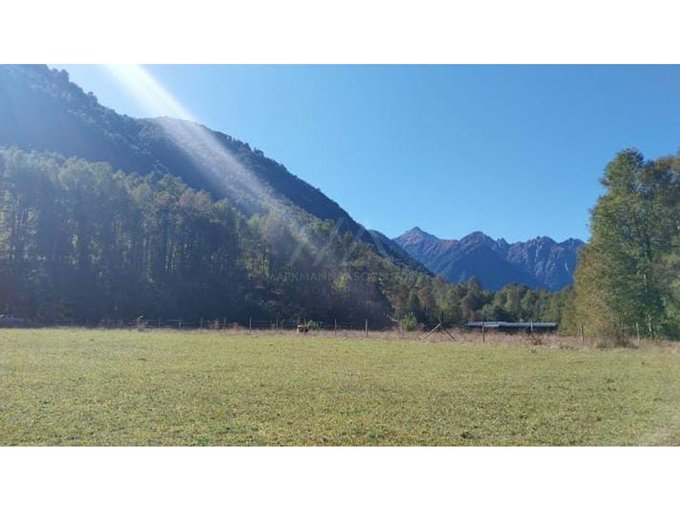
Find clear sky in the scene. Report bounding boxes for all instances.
[56,65,680,243]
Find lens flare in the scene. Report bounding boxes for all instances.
[101,65,334,265]
[102,65,272,212]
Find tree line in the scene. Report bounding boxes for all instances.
[0,147,566,328]
[563,149,680,340]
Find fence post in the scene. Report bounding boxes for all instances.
[482,321,485,343]
[200,318,204,330]
[334,318,337,337]
[580,323,585,344]
[636,322,641,344]
[249,317,252,335]
[365,319,368,338]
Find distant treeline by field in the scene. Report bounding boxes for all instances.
[0,146,678,338]
[0,147,571,329]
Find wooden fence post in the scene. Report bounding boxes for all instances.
[580,323,585,344]
[482,321,485,343]
[249,317,252,334]
[365,319,368,337]
[334,318,337,337]
[200,318,204,330]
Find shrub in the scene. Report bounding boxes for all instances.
[400,313,419,332]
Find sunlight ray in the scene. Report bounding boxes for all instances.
[101,65,326,259]
[103,65,274,213]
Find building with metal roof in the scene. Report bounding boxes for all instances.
[466,321,558,332]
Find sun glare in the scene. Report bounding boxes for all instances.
[103,65,272,209]
[101,65,325,260]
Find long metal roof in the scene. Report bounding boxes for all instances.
[466,321,557,328]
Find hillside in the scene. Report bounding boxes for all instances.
[0,65,424,272]
[0,65,440,324]
[0,66,347,221]
[394,227,583,291]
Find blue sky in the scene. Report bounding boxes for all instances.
[57,65,680,242]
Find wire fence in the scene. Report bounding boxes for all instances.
[27,317,533,340]
[35,317,464,340]
[14,318,605,349]
[4,317,658,348]
[43,317,391,333]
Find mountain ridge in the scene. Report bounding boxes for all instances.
[0,65,351,222]
[0,64,426,273]
[394,227,584,291]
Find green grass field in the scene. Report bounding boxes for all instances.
[2,328,680,445]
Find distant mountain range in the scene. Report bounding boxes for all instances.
[393,227,584,291]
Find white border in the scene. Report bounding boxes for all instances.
[1,1,679,63]
[1,447,677,509]
[1,1,679,507]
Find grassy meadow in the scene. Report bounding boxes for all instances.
[1,328,680,446]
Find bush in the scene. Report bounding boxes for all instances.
[306,320,322,331]
[400,313,419,332]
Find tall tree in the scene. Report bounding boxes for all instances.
[568,149,680,339]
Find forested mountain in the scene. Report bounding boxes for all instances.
[394,227,583,291]
[0,65,348,222]
[0,65,421,271]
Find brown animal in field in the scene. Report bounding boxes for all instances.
[297,324,310,335]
